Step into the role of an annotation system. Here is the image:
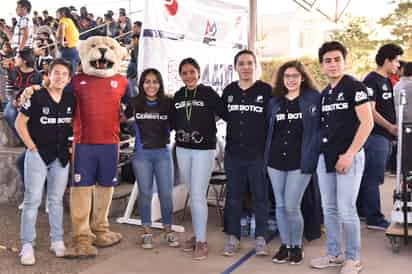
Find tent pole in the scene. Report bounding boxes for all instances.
[248,0,257,51]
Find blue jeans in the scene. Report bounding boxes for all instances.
[224,154,268,240]
[176,147,215,242]
[16,151,25,185]
[131,148,174,226]
[60,47,80,75]
[21,151,69,244]
[317,151,365,260]
[358,134,391,225]
[267,168,311,247]
[4,101,25,185]
[4,101,19,139]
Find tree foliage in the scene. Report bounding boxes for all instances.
[260,56,328,90]
[379,1,412,59]
[260,1,411,85]
[329,15,378,79]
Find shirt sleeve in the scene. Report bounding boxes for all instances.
[31,72,43,85]
[120,77,130,105]
[124,97,135,119]
[209,87,227,121]
[352,82,370,107]
[19,93,35,117]
[363,76,378,102]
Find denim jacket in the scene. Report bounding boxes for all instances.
[264,89,321,173]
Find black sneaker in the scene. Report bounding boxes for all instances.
[272,244,289,264]
[289,246,304,265]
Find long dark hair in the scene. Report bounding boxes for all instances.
[57,7,80,31]
[136,68,166,104]
[17,47,35,68]
[273,60,318,97]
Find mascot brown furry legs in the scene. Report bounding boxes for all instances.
[91,185,123,247]
[65,186,97,258]
[64,185,122,258]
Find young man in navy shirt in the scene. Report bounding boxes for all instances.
[15,58,75,265]
[310,42,373,274]
[221,50,272,257]
[358,44,403,230]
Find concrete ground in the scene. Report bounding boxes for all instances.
[0,176,411,274]
[82,176,412,274]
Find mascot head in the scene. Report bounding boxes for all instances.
[79,36,127,78]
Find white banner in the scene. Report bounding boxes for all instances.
[138,0,248,95]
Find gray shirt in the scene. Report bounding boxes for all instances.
[394,76,412,123]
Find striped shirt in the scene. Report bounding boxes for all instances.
[11,15,34,50]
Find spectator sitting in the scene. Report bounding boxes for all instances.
[129,33,139,64]
[78,6,97,40]
[4,47,42,139]
[132,21,142,36]
[42,10,53,23]
[39,57,53,82]
[35,48,53,72]
[103,11,118,38]
[0,41,13,61]
[0,20,11,48]
[94,17,106,36]
[0,42,13,110]
[34,34,56,59]
[117,8,131,45]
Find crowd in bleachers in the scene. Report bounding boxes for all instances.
[0,0,141,112]
[2,2,412,274]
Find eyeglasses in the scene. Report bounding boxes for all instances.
[284,73,301,79]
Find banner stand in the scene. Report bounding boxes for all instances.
[116,181,186,233]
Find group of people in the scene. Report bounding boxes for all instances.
[14,37,407,274]
[0,0,141,111]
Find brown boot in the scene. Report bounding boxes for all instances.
[193,242,208,261]
[182,236,196,252]
[91,185,122,248]
[64,236,98,259]
[64,186,97,259]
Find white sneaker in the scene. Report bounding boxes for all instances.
[50,241,66,257]
[310,254,345,269]
[20,243,35,265]
[18,201,24,210]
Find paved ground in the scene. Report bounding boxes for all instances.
[0,176,411,274]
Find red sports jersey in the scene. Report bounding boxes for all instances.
[72,74,128,144]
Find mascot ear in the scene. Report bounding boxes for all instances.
[77,40,86,58]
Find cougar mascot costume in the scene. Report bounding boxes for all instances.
[64,36,128,258]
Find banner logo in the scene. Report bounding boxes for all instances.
[165,0,179,16]
[203,20,217,45]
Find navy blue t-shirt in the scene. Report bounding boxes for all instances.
[20,88,76,165]
[268,96,303,171]
[222,80,272,160]
[363,71,396,140]
[320,75,369,172]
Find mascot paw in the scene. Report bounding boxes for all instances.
[93,231,123,248]
[63,243,98,259]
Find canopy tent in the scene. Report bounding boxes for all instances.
[248,0,353,51]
